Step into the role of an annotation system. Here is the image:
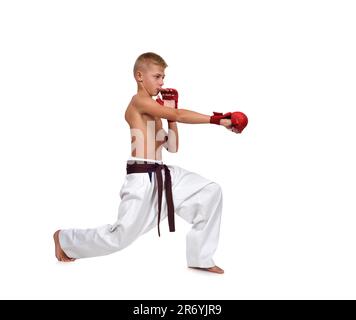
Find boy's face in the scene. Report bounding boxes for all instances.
[139,63,165,96]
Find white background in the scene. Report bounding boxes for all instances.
[0,0,356,299]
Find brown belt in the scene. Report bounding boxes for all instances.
[126,162,175,237]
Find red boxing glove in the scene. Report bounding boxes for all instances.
[210,111,248,133]
[231,112,248,133]
[156,88,179,108]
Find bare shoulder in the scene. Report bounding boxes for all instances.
[131,94,153,112]
[125,95,150,127]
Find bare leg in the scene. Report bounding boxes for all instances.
[189,266,224,274]
[53,230,76,262]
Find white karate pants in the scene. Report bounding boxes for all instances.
[59,158,223,268]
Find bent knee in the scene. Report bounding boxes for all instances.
[207,182,223,197]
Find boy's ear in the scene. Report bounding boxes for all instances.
[136,71,143,82]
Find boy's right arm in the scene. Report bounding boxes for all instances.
[134,96,211,124]
[134,96,240,132]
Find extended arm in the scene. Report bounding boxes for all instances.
[135,96,210,124]
[134,95,247,132]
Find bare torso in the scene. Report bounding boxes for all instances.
[125,95,167,160]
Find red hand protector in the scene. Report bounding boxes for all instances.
[156,97,164,106]
[156,88,179,108]
[210,112,232,124]
[210,111,248,133]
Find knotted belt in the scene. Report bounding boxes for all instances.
[126,162,175,237]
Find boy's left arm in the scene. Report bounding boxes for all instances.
[166,120,179,153]
[157,89,179,153]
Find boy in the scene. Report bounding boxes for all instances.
[54,52,247,274]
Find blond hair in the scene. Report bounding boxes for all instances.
[133,52,168,77]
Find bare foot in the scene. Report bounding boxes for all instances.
[189,266,224,274]
[53,230,76,262]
